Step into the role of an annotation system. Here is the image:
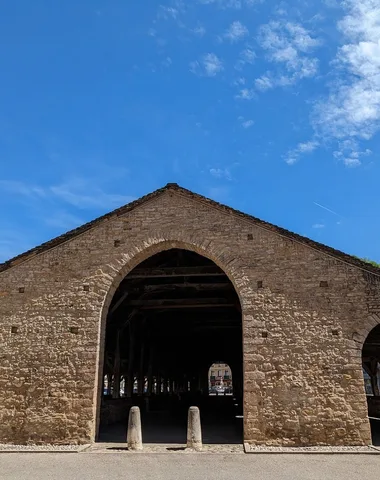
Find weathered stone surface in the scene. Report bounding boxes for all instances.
[0,186,379,446]
[187,406,202,451]
[127,406,142,451]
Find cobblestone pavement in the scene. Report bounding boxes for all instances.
[1,452,380,480]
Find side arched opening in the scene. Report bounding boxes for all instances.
[96,248,243,444]
[362,324,380,445]
[208,362,233,396]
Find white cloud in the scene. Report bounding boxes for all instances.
[192,25,206,37]
[238,117,254,128]
[233,76,246,86]
[198,0,241,7]
[240,48,255,63]
[242,120,254,128]
[0,178,135,210]
[161,56,172,68]
[210,168,232,180]
[333,139,372,167]
[256,20,321,89]
[255,75,274,91]
[224,21,249,42]
[235,88,255,100]
[190,53,224,77]
[0,175,135,260]
[45,211,84,230]
[50,180,134,209]
[312,223,325,229]
[235,48,256,69]
[198,0,261,7]
[311,0,380,164]
[0,180,46,198]
[158,5,179,19]
[285,140,319,165]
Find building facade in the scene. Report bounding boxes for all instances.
[0,183,379,446]
[209,363,233,390]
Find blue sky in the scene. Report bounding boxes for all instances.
[0,0,380,263]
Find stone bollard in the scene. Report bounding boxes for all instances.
[127,406,143,451]
[187,406,202,451]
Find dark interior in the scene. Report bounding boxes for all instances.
[362,323,380,445]
[98,248,243,444]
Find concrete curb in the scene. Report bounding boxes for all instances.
[243,442,380,454]
[0,444,91,454]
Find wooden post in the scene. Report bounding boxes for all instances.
[156,374,161,395]
[127,321,135,398]
[147,349,154,395]
[112,330,121,399]
[138,340,145,396]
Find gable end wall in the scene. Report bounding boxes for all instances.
[0,191,379,445]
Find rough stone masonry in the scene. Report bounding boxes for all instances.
[0,183,379,446]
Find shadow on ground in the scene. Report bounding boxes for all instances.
[99,396,243,445]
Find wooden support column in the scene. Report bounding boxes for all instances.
[106,374,112,395]
[112,331,121,399]
[138,342,145,396]
[137,318,146,396]
[127,321,135,398]
[156,374,161,395]
[190,376,197,393]
[147,349,154,396]
[162,377,168,394]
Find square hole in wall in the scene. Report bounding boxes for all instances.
[332,329,339,336]
[18,287,25,293]
[257,280,263,289]
[247,234,253,241]
[83,285,90,292]
[320,281,329,288]
[70,327,79,334]
[261,331,268,338]
[114,239,121,247]
[11,326,18,334]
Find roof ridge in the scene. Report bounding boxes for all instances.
[1,182,379,277]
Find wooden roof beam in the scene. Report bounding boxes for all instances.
[126,266,225,279]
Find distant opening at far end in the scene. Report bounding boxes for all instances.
[208,362,233,396]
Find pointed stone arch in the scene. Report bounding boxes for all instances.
[92,232,248,440]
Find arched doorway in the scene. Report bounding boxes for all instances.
[97,248,243,444]
[362,324,380,445]
[208,362,233,395]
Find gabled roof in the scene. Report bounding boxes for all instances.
[1,183,379,276]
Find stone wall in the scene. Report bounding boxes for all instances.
[0,187,379,445]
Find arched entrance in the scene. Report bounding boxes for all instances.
[362,324,380,445]
[208,362,233,395]
[97,248,243,444]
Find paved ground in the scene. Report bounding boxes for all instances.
[1,453,379,480]
[99,410,243,444]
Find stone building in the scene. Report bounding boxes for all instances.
[209,362,233,391]
[0,183,380,446]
